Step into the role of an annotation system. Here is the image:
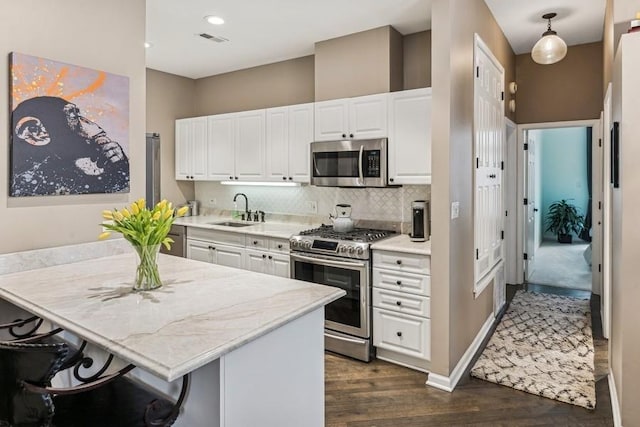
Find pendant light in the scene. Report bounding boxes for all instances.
[531,13,567,65]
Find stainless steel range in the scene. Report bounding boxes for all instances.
[290,225,393,361]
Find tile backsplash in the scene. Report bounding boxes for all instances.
[195,182,430,225]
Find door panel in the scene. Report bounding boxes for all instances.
[474,36,504,284]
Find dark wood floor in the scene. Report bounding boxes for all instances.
[325,284,613,426]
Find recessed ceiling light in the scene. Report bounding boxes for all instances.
[144,42,152,48]
[205,15,225,25]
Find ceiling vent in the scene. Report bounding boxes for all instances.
[198,33,229,43]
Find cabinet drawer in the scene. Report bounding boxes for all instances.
[373,268,430,296]
[246,235,268,250]
[372,288,430,318]
[268,238,290,253]
[373,250,430,275]
[188,228,245,246]
[373,308,430,360]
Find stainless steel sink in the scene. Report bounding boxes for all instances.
[208,221,256,228]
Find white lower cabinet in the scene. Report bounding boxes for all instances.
[372,249,431,372]
[244,249,290,278]
[244,235,290,278]
[186,239,244,269]
[186,229,290,278]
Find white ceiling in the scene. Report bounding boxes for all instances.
[485,0,606,54]
[146,0,606,79]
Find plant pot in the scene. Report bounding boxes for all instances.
[557,234,573,244]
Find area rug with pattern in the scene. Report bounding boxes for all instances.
[470,290,595,409]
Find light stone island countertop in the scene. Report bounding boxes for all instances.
[174,215,320,240]
[370,234,431,255]
[0,253,344,382]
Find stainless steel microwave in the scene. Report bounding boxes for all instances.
[310,138,388,187]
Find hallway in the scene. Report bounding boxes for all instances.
[325,283,611,426]
[529,239,592,291]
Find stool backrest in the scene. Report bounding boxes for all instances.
[0,341,68,426]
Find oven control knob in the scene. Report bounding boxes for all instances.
[347,247,355,255]
[304,241,312,249]
[355,247,364,256]
[338,245,346,253]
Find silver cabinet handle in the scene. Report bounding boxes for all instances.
[358,145,364,185]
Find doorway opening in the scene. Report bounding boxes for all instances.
[515,119,602,296]
[526,126,593,291]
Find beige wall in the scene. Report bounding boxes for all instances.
[404,31,432,89]
[431,0,515,375]
[146,69,196,204]
[314,26,403,101]
[603,0,614,95]
[515,42,603,124]
[0,0,145,254]
[611,33,640,427]
[194,56,315,116]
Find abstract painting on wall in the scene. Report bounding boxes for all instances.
[9,52,130,197]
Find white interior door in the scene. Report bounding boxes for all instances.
[504,119,519,284]
[602,84,612,338]
[524,132,537,282]
[474,35,504,287]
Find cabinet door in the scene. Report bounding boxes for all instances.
[186,239,214,263]
[235,110,266,180]
[215,244,244,269]
[270,253,291,278]
[175,119,192,180]
[314,99,349,141]
[388,88,432,185]
[265,107,289,181]
[373,308,430,360]
[191,117,208,180]
[244,249,269,274]
[208,114,236,180]
[287,103,313,182]
[348,93,388,139]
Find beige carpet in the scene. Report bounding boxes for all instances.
[470,291,596,409]
[529,239,591,291]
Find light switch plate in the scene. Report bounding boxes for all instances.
[306,201,318,214]
[451,202,460,219]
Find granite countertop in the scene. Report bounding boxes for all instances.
[370,234,431,255]
[174,215,319,240]
[0,253,343,382]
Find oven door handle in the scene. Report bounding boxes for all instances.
[358,145,364,186]
[291,253,368,269]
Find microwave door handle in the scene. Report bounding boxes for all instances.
[358,145,364,185]
[313,154,320,176]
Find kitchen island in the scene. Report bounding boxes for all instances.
[0,241,344,427]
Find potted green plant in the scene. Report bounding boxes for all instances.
[545,199,584,244]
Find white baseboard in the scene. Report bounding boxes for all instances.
[609,371,622,426]
[425,314,494,392]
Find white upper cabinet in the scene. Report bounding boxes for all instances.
[207,110,266,181]
[388,88,432,185]
[266,103,314,183]
[235,110,266,180]
[207,113,235,180]
[314,93,387,141]
[175,117,208,180]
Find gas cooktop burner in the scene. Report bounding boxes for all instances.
[299,224,393,243]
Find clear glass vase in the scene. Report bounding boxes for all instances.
[133,244,162,291]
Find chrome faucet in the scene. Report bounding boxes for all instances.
[233,193,249,219]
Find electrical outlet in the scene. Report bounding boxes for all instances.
[209,198,217,206]
[306,201,318,214]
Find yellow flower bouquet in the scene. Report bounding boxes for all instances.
[100,198,189,291]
